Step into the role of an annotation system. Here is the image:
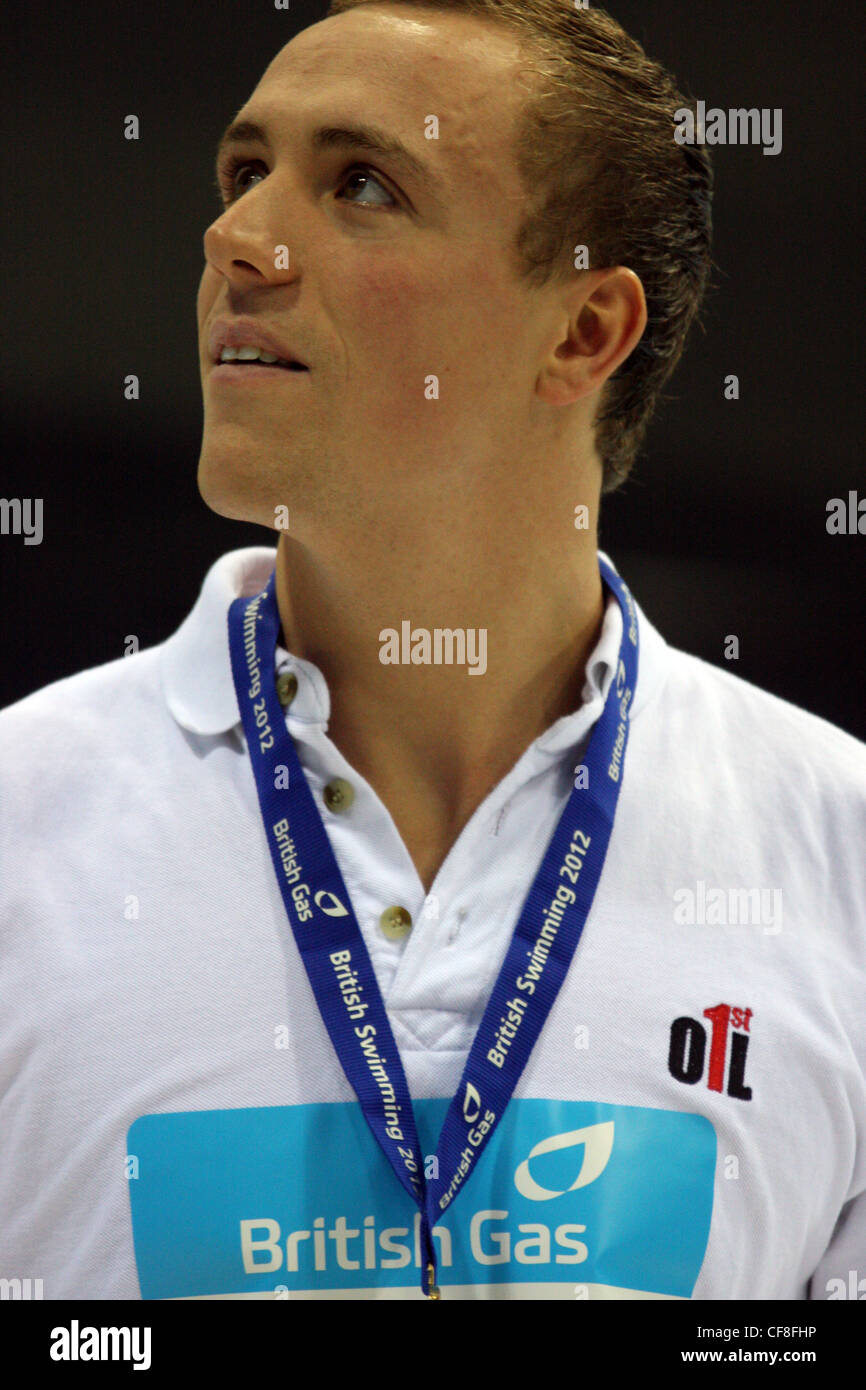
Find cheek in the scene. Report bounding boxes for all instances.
[343,258,474,374]
[333,251,521,419]
[196,268,219,329]
[347,265,429,357]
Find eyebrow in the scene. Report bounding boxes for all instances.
[215,117,445,201]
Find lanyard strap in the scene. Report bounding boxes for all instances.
[228,557,639,1296]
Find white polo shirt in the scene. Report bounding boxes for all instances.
[0,545,864,1300]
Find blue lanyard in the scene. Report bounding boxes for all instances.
[228,557,638,1297]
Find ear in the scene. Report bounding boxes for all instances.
[536,267,648,407]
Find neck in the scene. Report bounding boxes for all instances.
[274,505,605,875]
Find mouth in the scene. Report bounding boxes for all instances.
[214,347,309,373]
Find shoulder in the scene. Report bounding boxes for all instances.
[0,646,170,793]
[647,643,866,873]
[662,642,866,779]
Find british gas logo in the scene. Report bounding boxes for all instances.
[314,890,348,918]
[462,1083,482,1125]
[268,822,348,923]
[128,1099,716,1299]
[238,1125,612,1276]
[607,661,632,782]
[513,1122,615,1201]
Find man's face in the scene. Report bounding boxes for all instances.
[197,5,545,537]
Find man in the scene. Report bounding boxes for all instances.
[1,0,863,1301]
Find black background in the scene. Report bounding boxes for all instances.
[2,0,864,738]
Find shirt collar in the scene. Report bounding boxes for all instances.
[161,545,667,741]
[161,547,278,736]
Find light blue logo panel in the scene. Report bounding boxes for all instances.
[127,1100,715,1298]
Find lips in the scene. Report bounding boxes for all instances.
[207,317,308,369]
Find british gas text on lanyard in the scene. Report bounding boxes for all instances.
[228,557,639,1298]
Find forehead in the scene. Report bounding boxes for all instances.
[243,6,530,205]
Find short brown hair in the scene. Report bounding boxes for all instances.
[325,0,714,493]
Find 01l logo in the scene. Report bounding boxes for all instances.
[668,1003,753,1101]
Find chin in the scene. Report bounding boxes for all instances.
[196,447,275,528]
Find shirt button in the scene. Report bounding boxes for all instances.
[380,906,413,941]
[323,778,354,813]
[276,671,298,708]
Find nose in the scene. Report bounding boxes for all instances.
[203,181,299,289]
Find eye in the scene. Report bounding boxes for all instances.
[216,155,266,203]
[335,166,398,210]
[215,156,399,210]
